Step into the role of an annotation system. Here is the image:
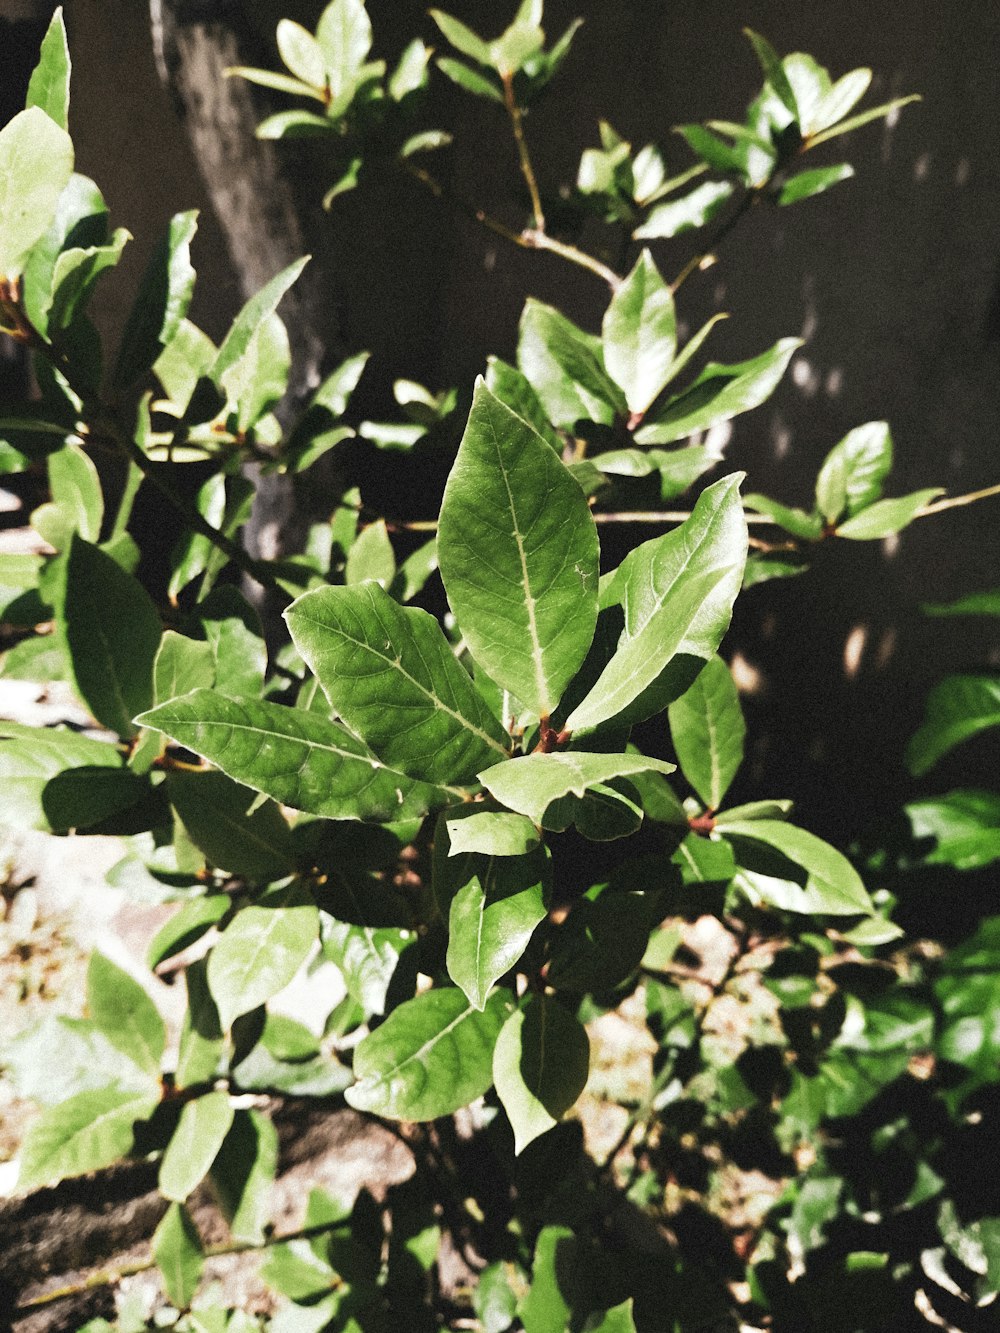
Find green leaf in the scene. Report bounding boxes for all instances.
[907,675,1000,776]
[56,536,161,737]
[547,882,661,991]
[18,1085,159,1190]
[47,227,130,332]
[924,589,1000,618]
[0,107,74,278]
[907,790,1000,871]
[153,633,215,705]
[835,488,942,539]
[668,655,745,809]
[518,299,626,430]
[87,951,166,1078]
[167,769,295,881]
[485,355,562,452]
[429,11,492,66]
[199,586,266,699]
[0,722,121,831]
[209,1108,277,1244]
[812,68,872,133]
[583,1300,637,1333]
[345,519,395,588]
[207,880,319,1030]
[781,53,832,134]
[153,1202,204,1310]
[25,8,71,130]
[316,0,373,96]
[633,180,734,240]
[4,1015,151,1106]
[345,986,513,1120]
[807,94,921,149]
[176,959,224,1089]
[229,65,327,102]
[567,474,747,732]
[210,257,308,387]
[635,338,801,446]
[391,39,433,101]
[41,764,148,833]
[602,250,676,416]
[34,443,104,549]
[814,421,892,523]
[721,819,874,915]
[137,690,444,823]
[114,211,198,389]
[285,582,510,785]
[778,163,853,206]
[520,1226,579,1333]
[475,1262,520,1333]
[260,1237,337,1302]
[322,918,415,1016]
[436,57,504,103]
[440,824,549,1009]
[277,19,327,86]
[493,996,589,1154]
[438,379,599,717]
[477,751,674,826]
[445,810,541,857]
[744,29,798,117]
[491,20,544,77]
[159,1091,235,1202]
[743,492,822,540]
[147,895,230,969]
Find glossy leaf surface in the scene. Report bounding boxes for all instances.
[601,250,676,415]
[286,582,510,785]
[478,751,674,826]
[835,488,942,539]
[438,380,599,716]
[345,986,512,1120]
[721,819,874,915]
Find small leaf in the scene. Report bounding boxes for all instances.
[924,590,1000,618]
[34,443,104,549]
[583,1300,638,1333]
[138,690,444,823]
[635,338,801,446]
[907,789,1000,871]
[207,880,319,1030]
[391,39,433,101]
[114,211,198,390]
[812,68,873,133]
[229,66,327,101]
[814,421,893,523]
[322,918,415,1017]
[210,257,308,387]
[436,57,504,103]
[907,675,1000,777]
[493,996,589,1154]
[429,10,492,66]
[518,299,626,430]
[199,585,267,699]
[345,986,513,1120]
[87,951,166,1078]
[778,163,853,206]
[345,519,395,588]
[602,250,676,415]
[477,751,674,826]
[438,380,599,717]
[520,1226,579,1333]
[744,29,798,117]
[285,582,510,785]
[316,0,374,96]
[57,536,161,737]
[153,1202,204,1310]
[153,632,215,705]
[835,488,942,540]
[147,894,230,969]
[159,1091,235,1202]
[668,655,745,809]
[209,1108,277,1243]
[807,94,921,149]
[176,959,224,1090]
[743,492,822,540]
[0,108,74,278]
[47,227,130,332]
[442,827,549,1009]
[567,474,747,732]
[18,1085,159,1190]
[721,819,874,915]
[277,19,327,87]
[633,180,734,239]
[25,8,71,130]
[445,810,540,857]
[485,355,562,451]
[547,883,662,991]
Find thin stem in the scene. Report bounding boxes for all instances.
[15,1221,347,1312]
[670,187,758,294]
[915,481,1000,517]
[397,157,620,291]
[501,71,545,232]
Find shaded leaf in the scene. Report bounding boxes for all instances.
[147,894,230,969]
[114,211,198,389]
[721,819,874,915]
[167,769,295,881]
[493,995,589,1153]
[209,1108,277,1244]
[518,299,625,430]
[478,751,674,826]
[906,790,1000,871]
[153,1202,204,1310]
[907,675,1000,776]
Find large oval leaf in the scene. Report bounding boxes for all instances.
[493,995,590,1154]
[285,582,509,785]
[345,986,513,1120]
[138,689,446,823]
[438,380,599,717]
[720,819,874,916]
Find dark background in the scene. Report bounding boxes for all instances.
[2,0,998,845]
